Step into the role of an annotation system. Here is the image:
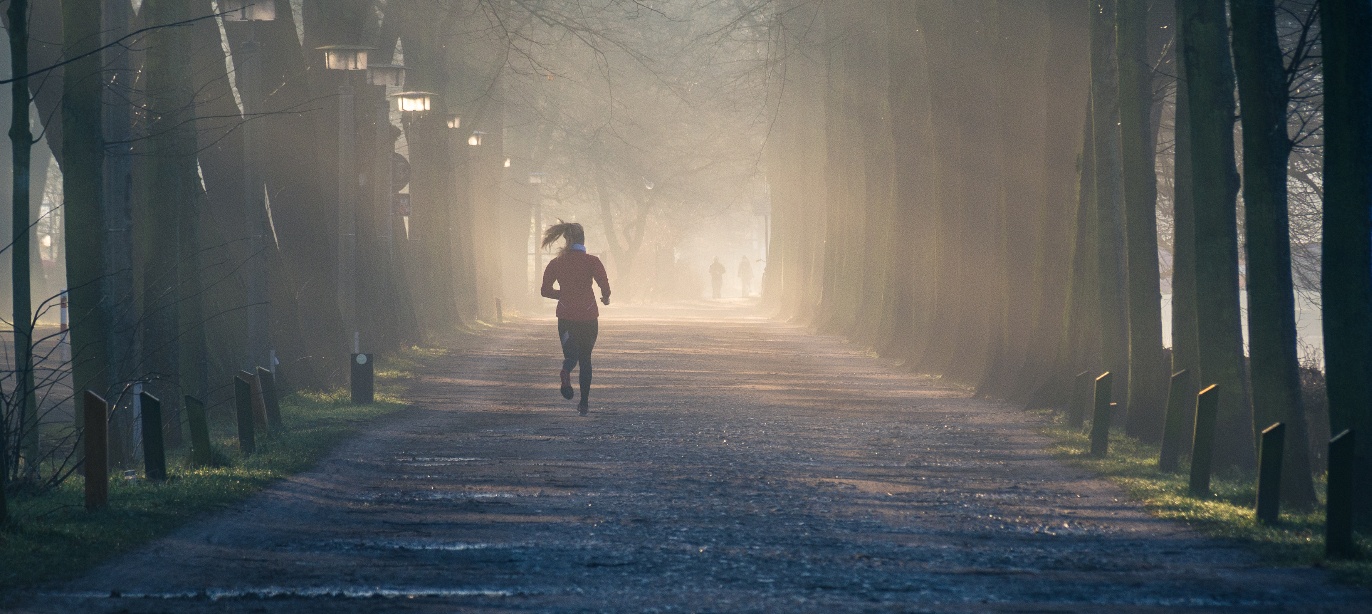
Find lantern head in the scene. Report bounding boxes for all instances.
[367,64,407,87]
[220,0,277,21]
[318,45,373,71]
[390,91,436,114]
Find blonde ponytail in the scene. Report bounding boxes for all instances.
[541,220,586,255]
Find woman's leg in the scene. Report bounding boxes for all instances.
[573,320,599,404]
[557,320,577,399]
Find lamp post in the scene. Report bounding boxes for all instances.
[319,44,372,354]
[528,172,548,280]
[393,91,437,246]
[223,0,277,375]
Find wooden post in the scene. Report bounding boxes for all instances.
[240,369,268,434]
[1089,372,1113,457]
[83,391,108,510]
[1067,371,1091,429]
[234,375,256,456]
[139,392,166,481]
[351,353,374,405]
[256,367,283,433]
[1188,384,1220,497]
[1327,429,1355,558]
[1159,369,1194,472]
[184,395,213,467]
[1256,422,1284,524]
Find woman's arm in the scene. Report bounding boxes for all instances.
[540,261,560,299]
[593,258,611,304]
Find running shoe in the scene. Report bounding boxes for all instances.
[578,400,589,416]
[560,370,574,400]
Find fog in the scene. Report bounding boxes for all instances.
[0,0,1359,512]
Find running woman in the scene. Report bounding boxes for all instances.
[540,222,610,415]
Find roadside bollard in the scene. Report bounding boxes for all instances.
[1255,422,1285,524]
[83,391,109,510]
[139,392,167,482]
[241,370,268,434]
[234,375,256,456]
[185,395,214,467]
[257,367,283,434]
[1326,430,1355,558]
[1067,371,1091,429]
[1089,372,1113,457]
[351,354,374,405]
[1158,369,1194,472]
[1188,384,1220,497]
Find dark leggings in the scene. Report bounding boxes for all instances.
[558,319,598,401]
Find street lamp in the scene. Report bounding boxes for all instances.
[224,0,277,375]
[529,172,547,185]
[320,45,374,356]
[367,64,407,88]
[468,131,486,147]
[318,45,372,71]
[446,114,462,129]
[390,91,435,114]
[219,0,277,21]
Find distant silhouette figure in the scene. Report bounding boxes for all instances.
[709,257,725,299]
[738,256,753,297]
[540,221,610,416]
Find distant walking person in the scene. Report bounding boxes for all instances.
[540,222,610,415]
[709,257,725,299]
[738,256,753,297]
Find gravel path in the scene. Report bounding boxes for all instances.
[18,303,1367,612]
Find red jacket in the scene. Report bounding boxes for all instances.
[541,250,610,321]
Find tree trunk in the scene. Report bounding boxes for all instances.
[1170,0,1201,400]
[885,0,935,365]
[1230,0,1318,509]
[1319,0,1372,524]
[1089,0,1130,398]
[1179,0,1254,469]
[139,0,204,453]
[1027,1,1091,404]
[3,0,29,516]
[1117,0,1167,442]
[62,0,109,423]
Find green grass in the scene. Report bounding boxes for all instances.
[0,350,425,593]
[1036,409,1372,585]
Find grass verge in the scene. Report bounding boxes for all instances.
[0,350,431,594]
[1036,410,1372,586]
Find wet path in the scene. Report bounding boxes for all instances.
[22,304,1366,611]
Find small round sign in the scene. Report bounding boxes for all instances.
[355,354,368,365]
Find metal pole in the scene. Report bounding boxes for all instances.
[243,29,271,373]
[338,81,358,349]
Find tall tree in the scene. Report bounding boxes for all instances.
[1089,0,1130,396]
[1,0,29,522]
[63,0,110,421]
[1230,0,1317,508]
[1319,0,1372,522]
[140,0,204,448]
[1179,0,1253,468]
[1117,0,1167,441]
[1170,0,1200,404]
[885,0,935,366]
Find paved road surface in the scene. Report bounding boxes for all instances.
[18,303,1366,612]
